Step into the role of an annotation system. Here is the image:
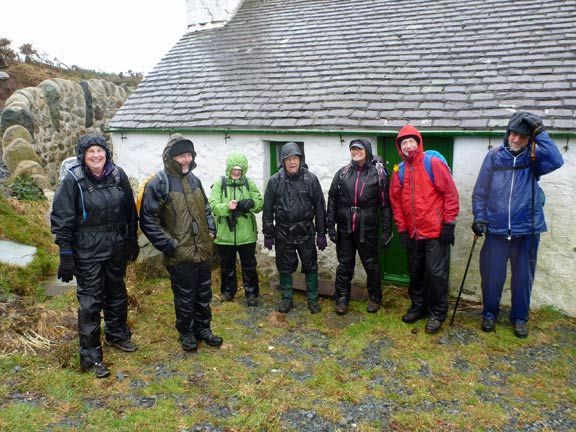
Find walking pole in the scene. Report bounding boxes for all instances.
[449,234,479,326]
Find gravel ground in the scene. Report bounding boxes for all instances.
[1,289,575,431]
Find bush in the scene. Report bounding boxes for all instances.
[8,176,46,201]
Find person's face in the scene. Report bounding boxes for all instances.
[230,168,242,179]
[284,155,301,174]
[400,138,418,156]
[508,132,530,152]
[173,152,194,174]
[350,146,367,164]
[84,145,107,175]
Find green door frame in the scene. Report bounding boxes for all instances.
[377,135,454,285]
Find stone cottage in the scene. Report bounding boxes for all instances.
[109,0,576,316]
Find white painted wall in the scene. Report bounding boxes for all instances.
[112,131,575,317]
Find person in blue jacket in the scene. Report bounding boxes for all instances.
[472,112,563,338]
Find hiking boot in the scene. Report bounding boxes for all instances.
[246,296,258,307]
[197,330,224,347]
[513,321,529,339]
[425,318,443,334]
[83,362,111,379]
[402,309,427,324]
[180,334,198,352]
[105,339,138,352]
[335,303,348,315]
[481,318,496,332]
[367,301,380,314]
[308,302,321,314]
[221,292,234,302]
[278,300,293,313]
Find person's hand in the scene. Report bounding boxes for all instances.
[380,231,393,249]
[57,253,75,283]
[164,240,178,257]
[440,223,455,245]
[264,238,274,251]
[228,200,238,210]
[398,231,411,249]
[522,112,545,136]
[236,199,255,213]
[316,234,327,251]
[472,221,487,236]
[126,238,140,262]
[328,228,337,244]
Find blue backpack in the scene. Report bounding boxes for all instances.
[397,150,450,185]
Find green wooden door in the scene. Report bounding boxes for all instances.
[376,135,454,285]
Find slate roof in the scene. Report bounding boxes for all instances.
[110,0,576,133]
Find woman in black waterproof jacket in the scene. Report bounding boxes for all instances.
[51,134,139,378]
[327,138,393,315]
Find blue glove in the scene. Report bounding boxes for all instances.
[472,221,487,237]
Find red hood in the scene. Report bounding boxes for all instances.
[395,125,424,162]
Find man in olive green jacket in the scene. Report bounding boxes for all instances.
[209,151,263,306]
[140,134,223,352]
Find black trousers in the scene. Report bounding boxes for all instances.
[406,238,450,321]
[166,260,213,338]
[275,237,318,275]
[218,243,259,298]
[334,228,382,304]
[75,254,131,368]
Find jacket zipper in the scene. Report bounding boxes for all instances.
[507,155,518,240]
[409,164,418,238]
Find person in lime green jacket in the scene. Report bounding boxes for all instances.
[209,151,264,306]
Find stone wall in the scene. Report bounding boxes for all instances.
[1,78,128,188]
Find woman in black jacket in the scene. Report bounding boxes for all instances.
[51,134,139,378]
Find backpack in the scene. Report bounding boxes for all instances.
[338,156,388,195]
[136,170,169,214]
[219,175,249,198]
[396,150,450,186]
[61,161,122,220]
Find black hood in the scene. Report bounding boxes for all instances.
[349,138,374,165]
[75,134,112,162]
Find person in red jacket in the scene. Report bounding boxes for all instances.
[389,125,460,334]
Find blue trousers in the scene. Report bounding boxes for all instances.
[479,234,540,323]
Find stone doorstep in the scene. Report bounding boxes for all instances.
[291,273,368,301]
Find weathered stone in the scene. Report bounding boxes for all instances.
[30,173,52,191]
[40,81,62,132]
[0,71,9,80]
[0,106,34,138]
[3,125,33,149]
[3,138,42,172]
[13,160,45,178]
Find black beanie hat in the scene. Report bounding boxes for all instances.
[169,139,195,157]
[399,134,421,145]
[507,112,532,136]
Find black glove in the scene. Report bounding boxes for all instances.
[522,112,545,136]
[164,241,177,257]
[264,238,274,250]
[57,253,75,283]
[227,211,238,231]
[236,199,255,213]
[398,231,411,249]
[328,228,337,244]
[472,221,488,237]
[440,223,455,245]
[380,231,393,249]
[316,235,327,251]
[126,238,140,262]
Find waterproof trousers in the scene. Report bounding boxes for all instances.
[480,234,540,323]
[218,243,259,298]
[166,260,213,339]
[75,254,131,369]
[334,228,382,305]
[275,237,318,274]
[406,238,449,321]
